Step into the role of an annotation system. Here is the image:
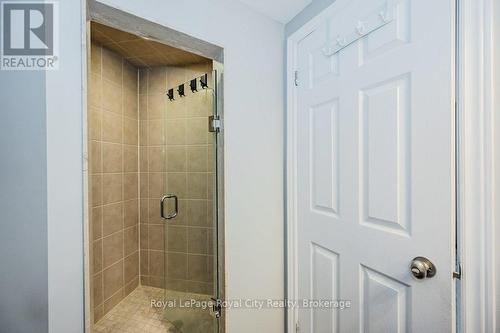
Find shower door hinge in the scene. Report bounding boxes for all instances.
[209,115,221,133]
[453,262,462,279]
[210,298,222,318]
[294,70,299,86]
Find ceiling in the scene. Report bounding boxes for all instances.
[237,0,312,23]
[90,22,210,68]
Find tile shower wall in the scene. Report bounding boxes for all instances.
[138,63,216,295]
[89,42,139,322]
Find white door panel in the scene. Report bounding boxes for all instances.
[293,0,455,331]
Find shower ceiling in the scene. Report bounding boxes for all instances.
[91,21,210,67]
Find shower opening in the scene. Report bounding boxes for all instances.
[86,17,224,333]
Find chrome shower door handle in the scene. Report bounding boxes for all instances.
[160,194,178,220]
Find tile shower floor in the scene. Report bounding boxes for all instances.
[93,286,215,333]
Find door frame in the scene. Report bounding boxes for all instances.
[84,1,226,332]
[285,0,498,332]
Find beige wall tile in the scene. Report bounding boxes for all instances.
[123,88,138,119]
[140,199,149,223]
[140,250,149,275]
[102,232,123,268]
[124,252,139,284]
[149,250,164,277]
[148,146,164,172]
[186,118,207,144]
[167,253,187,280]
[167,173,186,198]
[102,111,122,143]
[140,224,148,250]
[139,94,148,120]
[102,79,122,114]
[187,146,207,172]
[103,260,123,300]
[102,142,122,173]
[148,173,164,199]
[123,199,138,228]
[139,147,148,171]
[166,119,186,145]
[167,225,187,252]
[187,173,207,199]
[186,90,210,117]
[148,224,164,251]
[123,145,138,172]
[187,200,208,227]
[187,227,208,254]
[148,68,166,94]
[88,108,102,141]
[124,276,139,296]
[124,226,138,256]
[92,175,102,207]
[90,141,102,174]
[148,94,165,119]
[166,146,186,172]
[138,68,148,95]
[148,199,163,225]
[148,119,164,145]
[102,48,122,85]
[93,240,102,274]
[102,174,122,204]
[103,288,124,314]
[123,61,137,91]
[93,272,103,306]
[89,74,102,108]
[139,173,149,198]
[139,120,148,146]
[102,202,123,237]
[123,173,138,200]
[92,206,103,240]
[165,97,186,119]
[187,255,209,282]
[123,117,138,145]
[90,42,101,75]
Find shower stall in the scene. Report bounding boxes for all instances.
[87,19,223,333]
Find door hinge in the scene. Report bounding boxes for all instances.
[209,115,221,133]
[453,262,462,279]
[211,298,222,318]
[294,70,299,86]
[296,321,300,333]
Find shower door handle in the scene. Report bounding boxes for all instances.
[160,194,178,220]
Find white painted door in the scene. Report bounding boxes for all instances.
[292,0,455,332]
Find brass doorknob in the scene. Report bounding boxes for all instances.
[410,257,436,279]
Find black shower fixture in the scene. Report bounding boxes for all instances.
[190,79,198,92]
[177,84,185,97]
[200,74,208,89]
[167,88,175,101]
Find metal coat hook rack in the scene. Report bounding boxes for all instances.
[166,73,209,101]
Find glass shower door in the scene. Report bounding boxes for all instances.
[160,70,219,333]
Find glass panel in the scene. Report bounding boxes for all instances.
[161,68,219,333]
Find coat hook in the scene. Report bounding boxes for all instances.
[200,74,208,89]
[177,84,185,97]
[167,88,175,101]
[190,78,198,93]
[356,21,365,35]
[379,11,389,23]
[336,35,345,46]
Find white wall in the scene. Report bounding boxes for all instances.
[45,0,86,332]
[46,0,284,331]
